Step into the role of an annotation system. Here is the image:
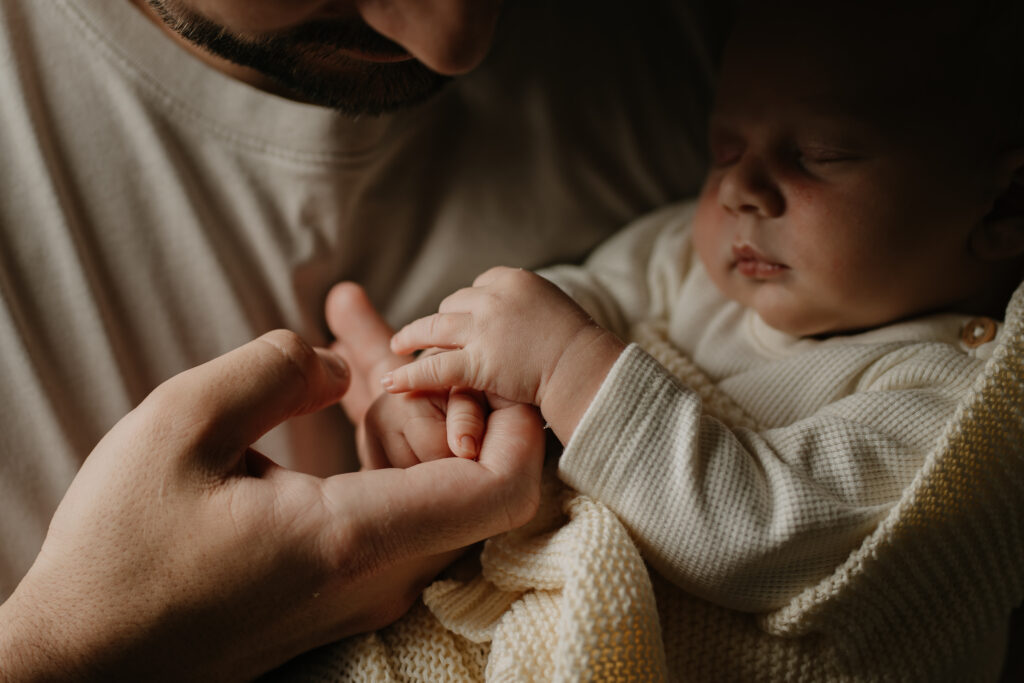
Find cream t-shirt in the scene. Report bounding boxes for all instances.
[0,0,723,596]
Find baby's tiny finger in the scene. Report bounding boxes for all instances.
[391,313,472,355]
[382,351,470,393]
[446,389,487,458]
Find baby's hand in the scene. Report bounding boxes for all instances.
[382,267,603,409]
[359,387,486,469]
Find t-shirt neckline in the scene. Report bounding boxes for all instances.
[60,0,403,164]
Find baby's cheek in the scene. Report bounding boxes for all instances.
[692,197,724,266]
[693,208,738,300]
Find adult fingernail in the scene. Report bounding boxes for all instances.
[380,374,394,390]
[320,349,348,381]
[460,436,477,457]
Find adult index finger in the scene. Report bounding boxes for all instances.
[143,330,350,459]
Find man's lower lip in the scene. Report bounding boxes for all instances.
[735,259,788,279]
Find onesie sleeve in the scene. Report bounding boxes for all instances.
[558,343,981,612]
[538,201,698,340]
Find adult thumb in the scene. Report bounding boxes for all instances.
[144,330,350,458]
[316,403,545,567]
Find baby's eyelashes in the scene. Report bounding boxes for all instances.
[797,147,862,164]
[791,146,866,177]
[707,139,863,173]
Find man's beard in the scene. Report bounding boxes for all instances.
[145,0,450,115]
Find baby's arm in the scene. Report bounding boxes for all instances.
[383,266,627,445]
[556,343,979,612]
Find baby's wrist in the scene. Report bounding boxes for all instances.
[538,325,626,443]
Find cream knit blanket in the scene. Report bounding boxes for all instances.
[272,280,1024,682]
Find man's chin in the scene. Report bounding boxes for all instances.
[267,62,451,116]
[142,0,451,116]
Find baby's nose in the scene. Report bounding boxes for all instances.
[718,156,785,218]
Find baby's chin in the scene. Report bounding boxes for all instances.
[725,276,892,339]
[754,305,850,339]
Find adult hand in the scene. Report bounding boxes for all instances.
[0,330,544,682]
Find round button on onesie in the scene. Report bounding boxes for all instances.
[961,317,998,348]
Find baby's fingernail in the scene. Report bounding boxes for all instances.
[460,436,477,457]
[380,374,394,390]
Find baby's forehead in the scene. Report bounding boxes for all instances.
[727,7,943,84]
[718,6,967,128]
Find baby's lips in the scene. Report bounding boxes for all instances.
[731,242,788,278]
[735,258,788,279]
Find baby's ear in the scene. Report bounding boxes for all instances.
[972,148,1024,261]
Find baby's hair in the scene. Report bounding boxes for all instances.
[735,1,1024,148]
[934,1,1024,146]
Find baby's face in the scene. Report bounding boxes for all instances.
[694,9,1000,337]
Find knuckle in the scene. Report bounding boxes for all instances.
[452,404,485,427]
[136,376,222,456]
[511,270,540,297]
[466,355,483,385]
[256,330,322,411]
[502,266,527,284]
[427,314,443,340]
[260,329,319,377]
[451,416,485,440]
[505,481,541,530]
[136,380,189,433]
[473,268,496,286]
[140,376,183,416]
[498,459,542,529]
[426,359,446,385]
[440,289,466,312]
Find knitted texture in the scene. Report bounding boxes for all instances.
[758,277,1024,679]
[271,280,1024,682]
[268,468,666,681]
